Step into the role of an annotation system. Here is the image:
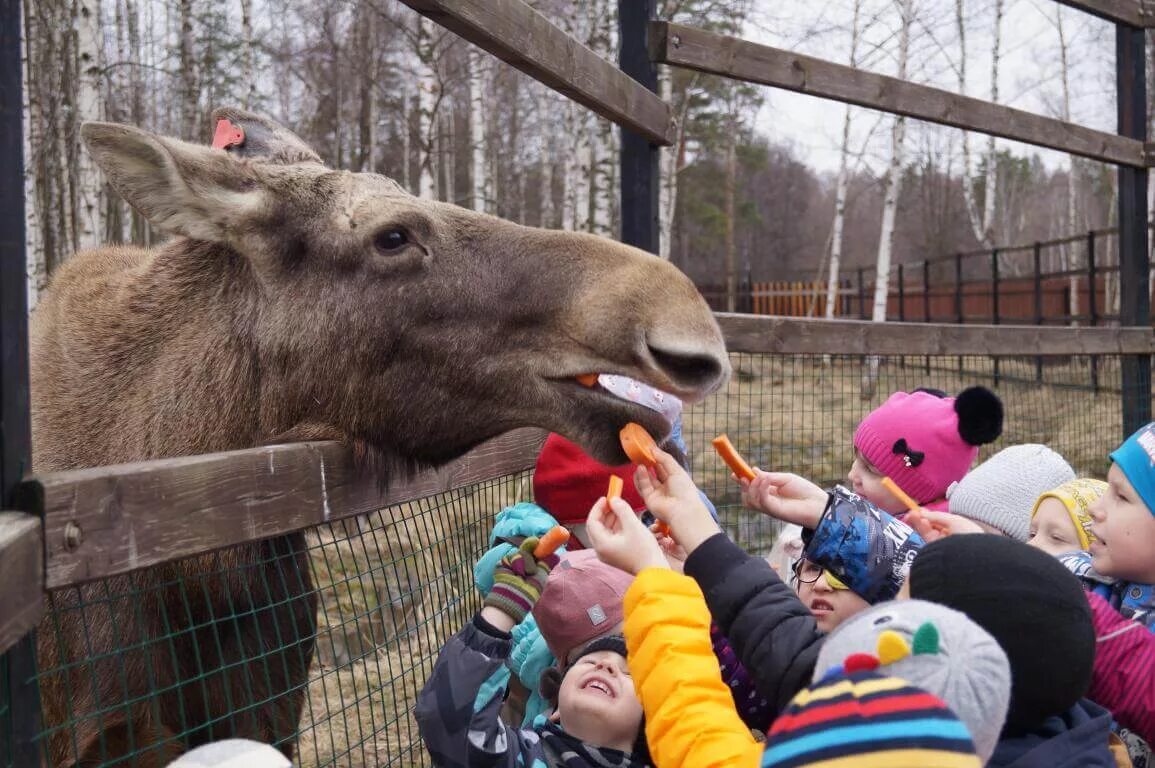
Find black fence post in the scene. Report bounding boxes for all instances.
[991,249,1000,385]
[1117,22,1150,437]
[923,260,931,374]
[0,0,41,761]
[1088,231,1099,393]
[858,268,866,320]
[1034,242,1043,383]
[897,264,905,369]
[618,0,659,255]
[955,253,964,375]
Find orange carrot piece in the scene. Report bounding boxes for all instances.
[576,373,599,387]
[606,475,624,500]
[880,477,921,515]
[534,525,570,558]
[712,435,756,481]
[620,423,658,468]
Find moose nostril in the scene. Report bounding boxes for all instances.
[647,343,726,391]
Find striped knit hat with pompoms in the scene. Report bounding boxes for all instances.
[760,670,981,768]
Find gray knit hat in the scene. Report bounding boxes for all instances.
[815,600,1011,763]
[946,444,1075,541]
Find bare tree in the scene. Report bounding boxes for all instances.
[865,0,915,393]
[957,0,1002,249]
[825,0,864,320]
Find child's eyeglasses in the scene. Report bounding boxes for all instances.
[791,559,849,590]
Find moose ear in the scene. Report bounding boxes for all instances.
[80,121,265,242]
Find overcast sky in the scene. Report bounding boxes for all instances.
[732,0,1117,174]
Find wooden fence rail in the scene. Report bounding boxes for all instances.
[651,21,1149,168]
[397,0,674,145]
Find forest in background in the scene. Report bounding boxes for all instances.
[21,0,1155,312]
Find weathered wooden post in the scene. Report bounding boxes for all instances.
[0,0,42,761]
[1117,21,1150,436]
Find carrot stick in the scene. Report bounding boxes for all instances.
[576,373,599,388]
[880,477,921,514]
[712,435,756,481]
[534,525,570,558]
[619,423,658,468]
[606,475,624,500]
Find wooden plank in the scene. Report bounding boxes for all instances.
[1053,0,1153,28]
[27,428,546,590]
[398,0,674,145]
[0,512,42,656]
[653,22,1146,168]
[716,314,1155,356]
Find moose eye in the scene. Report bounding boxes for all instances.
[373,228,409,253]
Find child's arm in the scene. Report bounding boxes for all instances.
[1086,591,1155,743]
[415,540,555,767]
[624,448,825,718]
[624,568,764,768]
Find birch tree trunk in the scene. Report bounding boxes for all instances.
[537,85,554,227]
[414,16,436,199]
[179,0,196,140]
[724,111,737,313]
[23,1,45,309]
[1055,6,1079,322]
[658,66,675,259]
[76,0,105,251]
[469,46,486,212]
[865,0,914,393]
[240,0,255,109]
[958,0,1001,248]
[825,0,862,320]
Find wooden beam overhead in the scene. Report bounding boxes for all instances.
[652,22,1148,168]
[27,428,546,590]
[1053,0,1154,28]
[716,314,1155,356]
[398,0,675,145]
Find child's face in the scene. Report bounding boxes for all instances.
[1089,464,1155,583]
[1028,498,1082,557]
[556,650,643,749]
[794,560,871,633]
[847,451,907,515]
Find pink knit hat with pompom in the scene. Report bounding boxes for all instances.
[854,387,1003,505]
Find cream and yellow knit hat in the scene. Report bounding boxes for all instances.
[1031,478,1108,550]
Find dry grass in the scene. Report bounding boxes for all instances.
[288,353,1136,765]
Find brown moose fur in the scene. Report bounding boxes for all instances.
[30,110,728,767]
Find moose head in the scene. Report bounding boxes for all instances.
[71,109,729,470]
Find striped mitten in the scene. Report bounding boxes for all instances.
[483,537,558,625]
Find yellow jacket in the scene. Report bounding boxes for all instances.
[624,568,762,768]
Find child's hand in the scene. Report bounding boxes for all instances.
[586,496,669,576]
[906,509,985,542]
[655,529,688,574]
[740,470,826,529]
[482,537,559,629]
[633,447,722,556]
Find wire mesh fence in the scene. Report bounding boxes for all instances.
[0,351,1143,767]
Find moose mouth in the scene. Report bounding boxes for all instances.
[544,373,682,464]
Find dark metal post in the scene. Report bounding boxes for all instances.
[1034,242,1043,383]
[897,264,906,322]
[1088,231,1099,393]
[991,249,1000,385]
[955,253,964,374]
[618,0,660,254]
[858,268,866,320]
[0,0,41,761]
[897,264,905,368]
[1117,22,1150,436]
[923,261,931,373]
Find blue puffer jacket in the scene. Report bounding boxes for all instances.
[987,699,1117,768]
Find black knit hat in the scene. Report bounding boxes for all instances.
[908,534,1094,735]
